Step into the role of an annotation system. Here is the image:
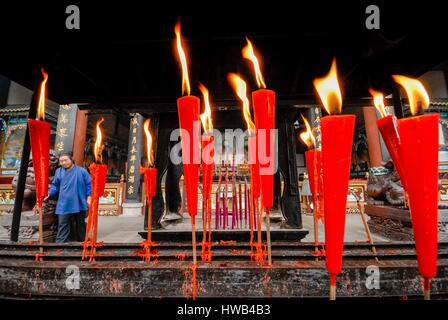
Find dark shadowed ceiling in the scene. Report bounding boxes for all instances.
[1,1,447,112]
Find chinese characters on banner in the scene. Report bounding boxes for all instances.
[125,113,143,202]
[54,104,78,153]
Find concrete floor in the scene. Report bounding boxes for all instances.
[0,210,391,243]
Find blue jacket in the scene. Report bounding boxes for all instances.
[48,164,92,215]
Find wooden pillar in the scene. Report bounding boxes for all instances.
[362,106,383,167]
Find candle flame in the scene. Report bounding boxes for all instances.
[299,114,316,149]
[242,37,266,89]
[37,68,48,120]
[94,118,105,163]
[392,75,430,116]
[174,22,191,96]
[227,73,255,134]
[369,88,387,118]
[313,58,343,115]
[199,83,214,134]
[144,119,154,167]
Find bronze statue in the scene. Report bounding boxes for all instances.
[366,161,405,206]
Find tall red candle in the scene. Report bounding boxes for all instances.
[398,114,439,282]
[28,119,50,208]
[321,115,355,278]
[139,166,158,262]
[83,162,107,262]
[141,168,157,203]
[248,135,260,199]
[376,115,407,188]
[201,135,214,201]
[305,149,323,221]
[313,58,355,299]
[393,74,438,299]
[29,68,50,209]
[252,89,276,211]
[177,96,200,218]
[90,163,107,200]
[83,119,107,262]
[201,134,214,261]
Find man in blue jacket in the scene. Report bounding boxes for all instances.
[44,152,92,243]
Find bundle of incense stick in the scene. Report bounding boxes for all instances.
[215,164,222,230]
[231,156,238,229]
[223,162,229,229]
[239,182,243,229]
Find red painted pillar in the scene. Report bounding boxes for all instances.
[362,106,383,167]
[73,109,88,166]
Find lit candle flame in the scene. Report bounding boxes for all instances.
[313,58,343,115]
[299,114,316,149]
[174,22,191,96]
[392,75,430,116]
[242,37,266,89]
[369,88,388,118]
[199,83,214,134]
[37,68,49,121]
[94,118,105,163]
[144,119,154,167]
[227,73,256,134]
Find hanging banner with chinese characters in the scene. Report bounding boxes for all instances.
[125,113,143,202]
[54,104,78,154]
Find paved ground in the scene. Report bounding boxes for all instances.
[0,210,391,243]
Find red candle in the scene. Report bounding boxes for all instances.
[398,113,439,283]
[140,166,157,262]
[141,168,157,202]
[313,58,355,299]
[252,89,276,212]
[83,119,107,262]
[28,119,50,208]
[201,135,214,200]
[305,149,323,221]
[201,134,214,261]
[29,68,50,209]
[392,75,438,299]
[376,115,407,188]
[90,163,107,199]
[177,96,200,218]
[321,115,355,278]
[83,162,107,261]
[248,135,260,199]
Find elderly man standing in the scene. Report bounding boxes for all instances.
[44,152,92,243]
